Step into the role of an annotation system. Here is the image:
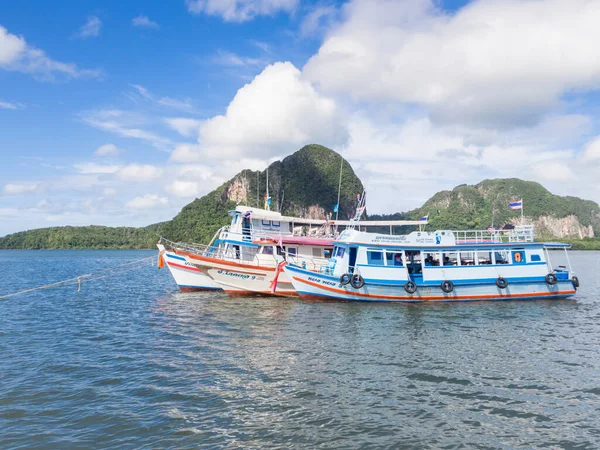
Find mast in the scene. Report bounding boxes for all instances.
[266,165,270,211]
[256,171,259,208]
[335,155,343,222]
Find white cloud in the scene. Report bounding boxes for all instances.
[132,15,160,29]
[0,100,18,110]
[165,180,200,198]
[73,163,121,174]
[118,164,164,182]
[170,144,203,162]
[304,0,600,128]
[0,25,26,65]
[196,61,348,159]
[0,25,101,80]
[75,16,102,38]
[94,143,120,157]
[186,0,298,22]
[581,137,600,162]
[129,83,153,100]
[213,50,265,67]
[103,188,117,196]
[81,109,172,148]
[300,5,338,37]
[3,183,40,195]
[126,194,168,209]
[157,96,197,113]
[164,118,202,137]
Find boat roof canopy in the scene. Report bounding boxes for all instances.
[232,206,427,227]
[542,242,572,249]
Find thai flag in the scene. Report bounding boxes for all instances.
[508,200,523,210]
[243,211,251,219]
[419,214,429,222]
[487,226,495,231]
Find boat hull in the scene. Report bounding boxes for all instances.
[284,265,577,303]
[207,267,297,297]
[158,244,222,292]
[181,251,296,297]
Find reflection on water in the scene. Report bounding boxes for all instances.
[1,250,599,448]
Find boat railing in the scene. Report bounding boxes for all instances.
[286,255,330,272]
[452,225,535,244]
[220,226,333,242]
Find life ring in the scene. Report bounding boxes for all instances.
[351,274,365,289]
[404,280,417,294]
[514,252,522,263]
[441,280,454,293]
[495,277,508,289]
[545,273,558,285]
[339,273,351,286]
[572,276,580,289]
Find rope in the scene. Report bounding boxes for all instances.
[0,255,156,300]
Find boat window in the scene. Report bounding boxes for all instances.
[494,250,509,264]
[262,246,274,255]
[324,248,333,258]
[287,247,297,256]
[477,251,492,265]
[271,221,280,227]
[442,252,457,266]
[423,252,440,266]
[367,251,385,266]
[334,247,345,258]
[233,215,239,225]
[530,254,541,262]
[261,220,272,227]
[386,252,404,266]
[460,251,475,266]
[312,247,322,257]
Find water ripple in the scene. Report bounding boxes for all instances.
[1,250,600,448]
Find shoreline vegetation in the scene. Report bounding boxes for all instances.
[1,146,599,251]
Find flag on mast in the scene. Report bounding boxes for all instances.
[419,213,429,222]
[508,199,523,210]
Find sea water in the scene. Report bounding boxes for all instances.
[1,250,600,448]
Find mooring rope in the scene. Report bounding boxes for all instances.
[0,255,157,300]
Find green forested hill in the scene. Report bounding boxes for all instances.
[0,224,163,250]
[369,178,600,243]
[2,152,600,249]
[0,145,363,249]
[157,144,364,243]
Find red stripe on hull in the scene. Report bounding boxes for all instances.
[168,261,202,273]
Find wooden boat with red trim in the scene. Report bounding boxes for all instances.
[186,236,334,297]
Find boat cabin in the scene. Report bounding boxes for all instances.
[325,229,572,287]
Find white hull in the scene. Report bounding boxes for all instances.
[207,267,296,297]
[284,264,577,303]
[158,244,221,292]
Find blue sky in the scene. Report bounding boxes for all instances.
[2,0,600,237]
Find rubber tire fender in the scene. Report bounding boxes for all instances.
[441,280,454,293]
[350,274,365,289]
[545,273,558,285]
[572,276,579,289]
[404,280,417,294]
[339,273,351,286]
[495,277,508,289]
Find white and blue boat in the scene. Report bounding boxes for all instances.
[283,225,579,303]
